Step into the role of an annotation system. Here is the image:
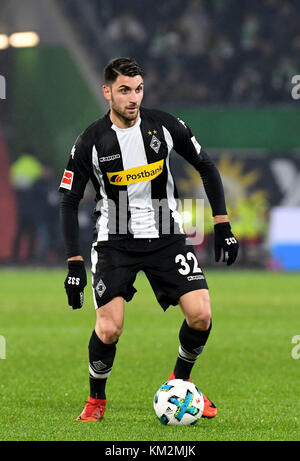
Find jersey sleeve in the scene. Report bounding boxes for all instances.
[166,115,204,168]
[166,114,227,217]
[59,135,92,199]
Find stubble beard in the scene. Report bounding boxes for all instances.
[111,98,140,126]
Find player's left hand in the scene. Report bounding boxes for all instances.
[64,260,87,309]
[214,222,239,266]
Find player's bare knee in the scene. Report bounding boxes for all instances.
[96,322,123,344]
[99,329,122,344]
[187,297,211,331]
[187,312,211,331]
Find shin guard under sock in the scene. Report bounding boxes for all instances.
[88,330,117,399]
[174,320,212,379]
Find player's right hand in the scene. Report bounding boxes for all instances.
[64,260,87,309]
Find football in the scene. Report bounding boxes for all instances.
[153,379,204,426]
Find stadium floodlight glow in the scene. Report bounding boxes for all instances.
[0,34,9,50]
[9,31,40,48]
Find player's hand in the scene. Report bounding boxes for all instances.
[214,222,239,266]
[64,260,87,309]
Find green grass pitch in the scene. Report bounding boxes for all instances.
[0,268,299,441]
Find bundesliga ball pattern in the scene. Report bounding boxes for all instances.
[153,379,204,426]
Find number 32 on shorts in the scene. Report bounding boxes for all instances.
[175,252,202,276]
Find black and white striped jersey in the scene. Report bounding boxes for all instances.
[59,107,227,250]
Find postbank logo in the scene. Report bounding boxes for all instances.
[107,159,164,186]
[110,174,123,183]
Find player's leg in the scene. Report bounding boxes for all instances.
[173,289,212,380]
[77,243,138,421]
[77,296,124,421]
[170,289,217,418]
[143,239,212,379]
[143,238,217,417]
[90,296,125,398]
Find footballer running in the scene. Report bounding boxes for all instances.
[59,57,239,421]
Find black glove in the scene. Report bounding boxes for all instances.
[214,222,239,266]
[64,260,87,309]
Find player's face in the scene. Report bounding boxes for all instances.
[103,75,144,126]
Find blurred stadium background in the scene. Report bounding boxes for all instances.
[0,0,300,270]
[1,0,300,443]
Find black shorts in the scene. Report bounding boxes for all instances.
[91,236,208,311]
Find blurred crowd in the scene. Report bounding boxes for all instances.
[8,151,95,265]
[6,150,95,264]
[61,0,300,105]
[9,152,61,264]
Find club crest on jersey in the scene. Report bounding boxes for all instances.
[96,279,106,298]
[107,159,164,186]
[150,135,161,154]
[60,169,74,190]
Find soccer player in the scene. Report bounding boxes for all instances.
[59,57,239,421]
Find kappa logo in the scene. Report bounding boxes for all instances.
[187,275,204,281]
[100,154,121,163]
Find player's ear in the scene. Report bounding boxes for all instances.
[102,84,111,102]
